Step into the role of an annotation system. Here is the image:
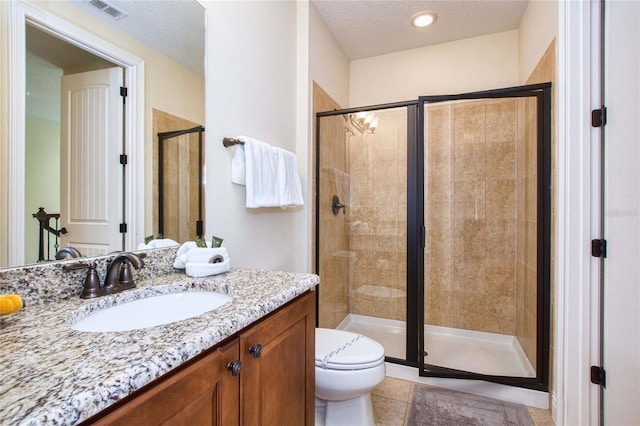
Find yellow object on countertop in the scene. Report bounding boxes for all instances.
[0,294,23,315]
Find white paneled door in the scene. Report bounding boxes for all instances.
[603,0,640,424]
[60,67,124,256]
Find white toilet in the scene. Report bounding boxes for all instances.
[315,328,386,426]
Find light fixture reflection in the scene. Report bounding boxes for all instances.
[350,112,378,134]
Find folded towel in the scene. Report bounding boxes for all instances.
[175,247,229,269]
[174,241,212,268]
[174,244,231,277]
[137,238,179,250]
[185,258,231,277]
[231,135,304,208]
[0,294,23,315]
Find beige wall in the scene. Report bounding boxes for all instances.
[519,0,558,82]
[309,3,350,109]
[204,1,305,271]
[349,30,520,107]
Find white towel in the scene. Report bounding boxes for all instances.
[231,144,246,185]
[231,135,304,208]
[173,241,211,269]
[173,244,231,277]
[185,259,230,277]
[175,247,229,269]
[137,238,179,250]
[275,147,304,207]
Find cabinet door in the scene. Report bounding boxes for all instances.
[240,291,315,426]
[92,338,240,425]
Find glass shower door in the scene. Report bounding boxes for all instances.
[418,84,551,389]
[316,104,414,363]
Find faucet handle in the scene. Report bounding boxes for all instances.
[117,260,136,290]
[80,263,105,299]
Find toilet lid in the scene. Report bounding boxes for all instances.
[315,328,385,370]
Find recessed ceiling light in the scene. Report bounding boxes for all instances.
[411,12,437,28]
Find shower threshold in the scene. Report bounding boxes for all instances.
[337,313,535,378]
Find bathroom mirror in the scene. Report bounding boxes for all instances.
[2,0,205,268]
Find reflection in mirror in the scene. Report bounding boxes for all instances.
[154,112,205,243]
[26,24,123,263]
[3,1,205,268]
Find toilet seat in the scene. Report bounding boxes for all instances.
[315,328,385,370]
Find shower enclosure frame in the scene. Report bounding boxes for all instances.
[314,100,420,365]
[314,82,552,391]
[416,83,552,391]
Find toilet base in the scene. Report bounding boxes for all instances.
[315,394,375,426]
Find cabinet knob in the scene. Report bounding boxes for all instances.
[227,360,242,376]
[249,344,262,358]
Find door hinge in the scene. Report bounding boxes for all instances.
[421,225,426,248]
[591,107,607,127]
[120,86,128,98]
[119,154,128,165]
[591,366,606,387]
[119,223,127,233]
[591,239,607,258]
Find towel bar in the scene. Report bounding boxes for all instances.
[223,137,244,147]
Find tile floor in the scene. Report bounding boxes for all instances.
[371,377,555,426]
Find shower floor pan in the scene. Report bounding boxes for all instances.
[337,314,535,378]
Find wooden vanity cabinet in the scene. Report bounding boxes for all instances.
[240,290,315,425]
[85,290,315,426]
[91,337,241,426]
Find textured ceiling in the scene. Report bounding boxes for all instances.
[312,0,529,60]
[68,0,205,76]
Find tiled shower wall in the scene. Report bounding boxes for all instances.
[424,99,533,342]
[348,109,408,322]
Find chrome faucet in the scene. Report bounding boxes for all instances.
[104,252,145,292]
[55,246,82,260]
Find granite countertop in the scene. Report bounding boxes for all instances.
[0,268,319,425]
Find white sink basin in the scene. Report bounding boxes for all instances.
[70,291,232,332]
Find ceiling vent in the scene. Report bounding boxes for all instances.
[88,0,127,20]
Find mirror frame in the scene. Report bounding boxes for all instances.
[6,1,145,266]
